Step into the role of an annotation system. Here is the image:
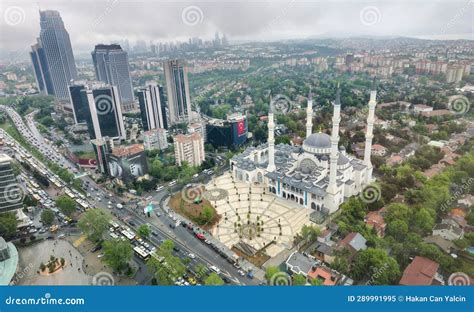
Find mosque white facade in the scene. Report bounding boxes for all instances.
[230,84,378,215]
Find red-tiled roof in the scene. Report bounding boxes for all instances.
[399,256,439,285]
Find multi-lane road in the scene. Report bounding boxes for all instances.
[1,105,261,285]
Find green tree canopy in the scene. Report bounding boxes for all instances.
[78,209,110,242]
[103,238,133,273]
[204,272,224,285]
[56,195,76,216]
[40,209,55,225]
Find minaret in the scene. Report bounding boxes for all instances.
[364,78,377,184]
[324,86,342,213]
[306,88,313,138]
[267,95,276,172]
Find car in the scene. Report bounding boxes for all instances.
[210,266,220,274]
[90,245,102,253]
[188,253,196,259]
[97,253,104,258]
[169,223,176,229]
[57,234,66,239]
[151,231,158,237]
[193,173,199,178]
[196,233,205,240]
[238,270,245,276]
[155,212,161,217]
[173,246,180,252]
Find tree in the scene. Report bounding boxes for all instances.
[300,225,321,244]
[0,212,18,240]
[103,239,133,273]
[204,272,224,285]
[78,209,110,242]
[352,248,400,285]
[148,240,186,285]
[310,278,323,286]
[56,195,76,216]
[40,209,55,225]
[387,219,409,241]
[265,266,281,281]
[292,274,307,285]
[137,224,151,238]
[194,263,208,281]
[198,205,214,225]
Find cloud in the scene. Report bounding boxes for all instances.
[0,0,472,58]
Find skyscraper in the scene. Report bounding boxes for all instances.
[0,154,23,213]
[69,81,125,141]
[163,59,192,125]
[30,10,78,101]
[92,44,136,112]
[137,83,168,131]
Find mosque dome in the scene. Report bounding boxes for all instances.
[303,132,331,155]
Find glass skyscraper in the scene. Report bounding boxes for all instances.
[163,59,192,125]
[92,44,136,112]
[30,10,77,101]
[137,83,168,131]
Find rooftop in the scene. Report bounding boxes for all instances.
[399,256,439,286]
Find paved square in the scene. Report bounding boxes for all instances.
[206,172,313,257]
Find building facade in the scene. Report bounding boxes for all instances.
[0,154,23,213]
[163,59,192,124]
[231,86,377,214]
[137,83,167,131]
[108,144,149,182]
[206,113,248,149]
[92,44,136,112]
[173,133,205,167]
[143,128,168,151]
[30,10,77,101]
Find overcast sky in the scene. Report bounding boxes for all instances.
[1,0,473,58]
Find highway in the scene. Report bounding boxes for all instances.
[0,105,261,285]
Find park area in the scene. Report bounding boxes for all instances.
[168,185,221,230]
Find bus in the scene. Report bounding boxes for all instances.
[133,246,150,261]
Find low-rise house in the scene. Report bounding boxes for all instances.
[414,104,433,113]
[337,232,367,260]
[365,210,386,237]
[371,144,387,156]
[399,256,444,285]
[432,223,464,241]
[421,110,452,118]
[285,252,314,277]
[387,154,403,166]
[423,235,455,254]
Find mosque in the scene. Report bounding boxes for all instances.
[230,84,377,215]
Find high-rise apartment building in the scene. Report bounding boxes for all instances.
[163,59,192,124]
[0,154,23,213]
[137,83,168,131]
[92,44,136,112]
[173,133,205,167]
[30,10,77,101]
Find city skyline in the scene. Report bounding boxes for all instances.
[1,0,473,60]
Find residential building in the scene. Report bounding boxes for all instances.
[0,154,23,213]
[173,133,205,167]
[137,83,168,131]
[365,210,386,237]
[143,128,168,151]
[30,10,77,101]
[205,113,248,148]
[414,104,433,114]
[399,256,444,285]
[432,223,464,241]
[163,59,192,124]
[337,232,367,259]
[92,44,136,112]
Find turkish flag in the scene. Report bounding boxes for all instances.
[237,120,245,136]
